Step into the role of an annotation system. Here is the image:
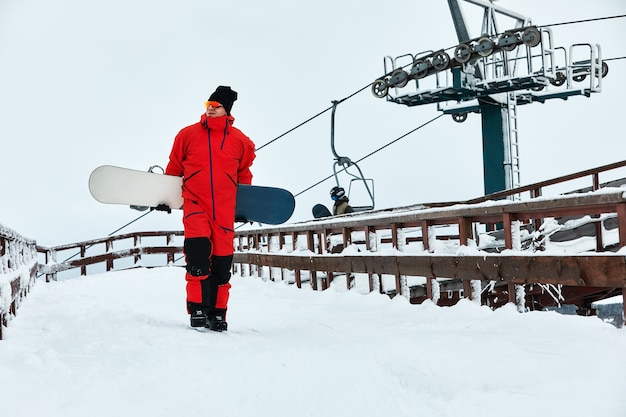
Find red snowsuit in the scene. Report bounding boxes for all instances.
[166,113,255,315]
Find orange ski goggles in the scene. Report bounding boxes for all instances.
[204,101,224,109]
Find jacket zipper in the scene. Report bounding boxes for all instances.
[208,118,230,221]
[207,129,216,220]
[220,119,229,149]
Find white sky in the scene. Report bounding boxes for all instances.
[1,267,625,416]
[1,0,625,246]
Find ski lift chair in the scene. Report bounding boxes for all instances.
[330,101,375,212]
[347,177,375,212]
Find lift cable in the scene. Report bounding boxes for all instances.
[254,83,371,152]
[293,113,445,198]
[604,56,626,62]
[254,106,332,153]
[542,14,626,28]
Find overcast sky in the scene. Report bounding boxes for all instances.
[1,0,625,246]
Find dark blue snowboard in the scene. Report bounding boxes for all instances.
[236,184,295,224]
[312,203,332,218]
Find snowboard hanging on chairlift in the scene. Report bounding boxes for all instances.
[312,203,332,219]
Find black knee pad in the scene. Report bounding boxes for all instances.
[210,255,233,285]
[184,237,211,276]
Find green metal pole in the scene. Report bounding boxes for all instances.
[479,98,507,195]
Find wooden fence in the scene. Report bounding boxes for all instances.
[36,231,185,282]
[0,230,184,339]
[234,191,626,314]
[233,161,626,317]
[0,225,38,340]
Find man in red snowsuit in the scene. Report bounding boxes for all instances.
[165,86,255,331]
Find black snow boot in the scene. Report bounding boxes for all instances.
[190,309,207,328]
[206,312,228,332]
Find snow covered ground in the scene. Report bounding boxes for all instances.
[1,266,625,416]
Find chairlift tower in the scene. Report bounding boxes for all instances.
[372,0,607,197]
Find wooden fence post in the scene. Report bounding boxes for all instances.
[292,231,302,288]
[105,239,113,271]
[80,245,87,276]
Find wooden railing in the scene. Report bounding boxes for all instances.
[0,224,38,340]
[234,188,626,317]
[456,159,626,204]
[37,231,185,282]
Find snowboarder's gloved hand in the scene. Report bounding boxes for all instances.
[234,216,249,223]
[152,204,172,214]
[130,205,150,212]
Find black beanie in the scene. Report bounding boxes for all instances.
[208,86,238,115]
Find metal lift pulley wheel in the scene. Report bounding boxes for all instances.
[521,27,541,47]
[600,61,609,78]
[452,113,468,123]
[498,32,518,51]
[389,68,409,88]
[371,79,389,98]
[475,37,494,57]
[549,72,566,86]
[411,59,429,79]
[572,61,608,83]
[432,51,450,71]
[454,44,472,63]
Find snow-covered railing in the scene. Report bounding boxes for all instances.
[37,231,184,281]
[0,224,38,340]
[233,190,626,317]
[463,159,626,204]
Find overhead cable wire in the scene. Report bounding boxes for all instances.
[105,210,154,237]
[294,113,445,197]
[541,14,626,28]
[604,56,626,62]
[352,114,445,167]
[254,84,373,152]
[254,106,333,152]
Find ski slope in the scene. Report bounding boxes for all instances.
[1,267,625,416]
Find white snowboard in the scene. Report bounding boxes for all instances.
[89,165,184,209]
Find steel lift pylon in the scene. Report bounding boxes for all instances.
[448,0,528,195]
[372,0,607,197]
